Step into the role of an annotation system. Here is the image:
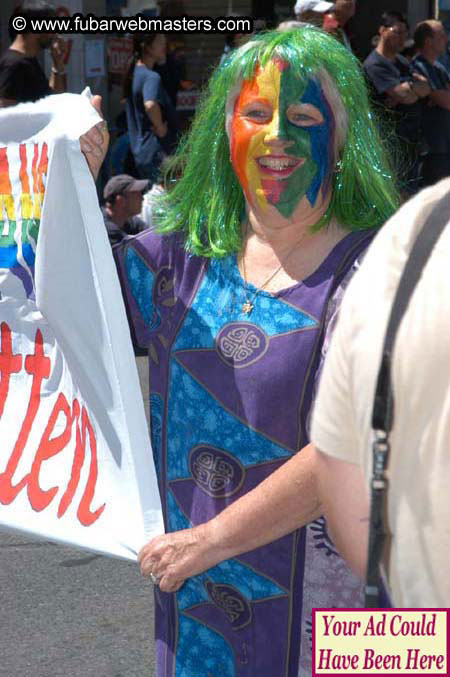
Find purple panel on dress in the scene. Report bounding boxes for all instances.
[174,328,318,451]
[169,458,293,591]
[182,594,290,675]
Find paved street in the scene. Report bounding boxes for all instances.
[0,358,156,677]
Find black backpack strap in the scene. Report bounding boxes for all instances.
[365,190,450,608]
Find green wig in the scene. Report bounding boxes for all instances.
[155,27,400,258]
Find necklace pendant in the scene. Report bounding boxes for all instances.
[242,300,254,315]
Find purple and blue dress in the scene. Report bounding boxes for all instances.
[115,228,371,676]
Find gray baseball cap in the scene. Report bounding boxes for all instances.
[103,174,149,200]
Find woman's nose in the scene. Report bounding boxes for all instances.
[263,111,294,148]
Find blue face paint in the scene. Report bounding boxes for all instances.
[299,79,334,207]
[274,71,336,215]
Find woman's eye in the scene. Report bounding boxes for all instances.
[291,113,313,122]
[287,106,323,126]
[243,109,270,120]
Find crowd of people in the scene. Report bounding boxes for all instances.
[3,1,450,242]
[1,1,449,676]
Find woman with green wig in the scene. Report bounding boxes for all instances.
[115,26,399,676]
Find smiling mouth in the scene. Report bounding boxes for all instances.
[257,156,304,178]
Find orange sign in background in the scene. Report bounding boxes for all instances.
[107,38,133,75]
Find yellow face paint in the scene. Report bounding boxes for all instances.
[231,60,283,212]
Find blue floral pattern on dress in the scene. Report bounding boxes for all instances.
[149,393,163,480]
[166,360,290,481]
[176,616,234,677]
[206,558,285,600]
[125,248,160,330]
[173,256,316,352]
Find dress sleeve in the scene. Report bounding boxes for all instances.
[113,229,173,351]
[305,255,364,440]
[309,261,362,462]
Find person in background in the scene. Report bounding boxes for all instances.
[101,174,148,247]
[140,180,165,229]
[109,111,138,177]
[364,10,430,195]
[412,21,450,186]
[139,157,180,227]
[123,33,178,184]
[0,0,66,107]
[333,0,356,50]
[155,39,186,108]
[294,0,355,50]
[294,0,335,29]
[312,177,450,608]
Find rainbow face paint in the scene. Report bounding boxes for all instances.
[230,60,336,218]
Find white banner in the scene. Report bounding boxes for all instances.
[0,93,163,560]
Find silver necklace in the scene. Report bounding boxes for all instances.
[240,227,309,316]
[241,255,283,315]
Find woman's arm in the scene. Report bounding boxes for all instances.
[138,442,322,592]
[144,100,168,138]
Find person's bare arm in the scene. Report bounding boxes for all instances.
[384,82,418,105]
[314,447,369,579]
[144,100,167,138]
[428,87,450,111]
[138,442,322,592]
[410,72,431,98]
[48,38,66,94]
[48,69,65,94]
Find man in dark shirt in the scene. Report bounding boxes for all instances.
[101,175,149,247]
[412,20,450,186]
[364,10,430,194]
[0,0,66,107]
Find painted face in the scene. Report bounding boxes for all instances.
[230,59,336,218]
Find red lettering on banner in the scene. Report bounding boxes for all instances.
[58,400,106,526]
[27,392,72,511]
[76,407,105,526]
[58,398,82,517]
[0,328,50,503]
[0,322,22,417]
[0,322,105,525]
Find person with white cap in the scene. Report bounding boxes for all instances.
[294,0,335,29]
[294,0,356,50]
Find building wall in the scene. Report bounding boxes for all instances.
[409,0,435,27]
[174,0,252,83]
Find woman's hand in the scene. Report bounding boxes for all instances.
[79,95,109,181]
[138,522,223,593]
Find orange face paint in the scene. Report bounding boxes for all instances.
[230,60,284,212]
